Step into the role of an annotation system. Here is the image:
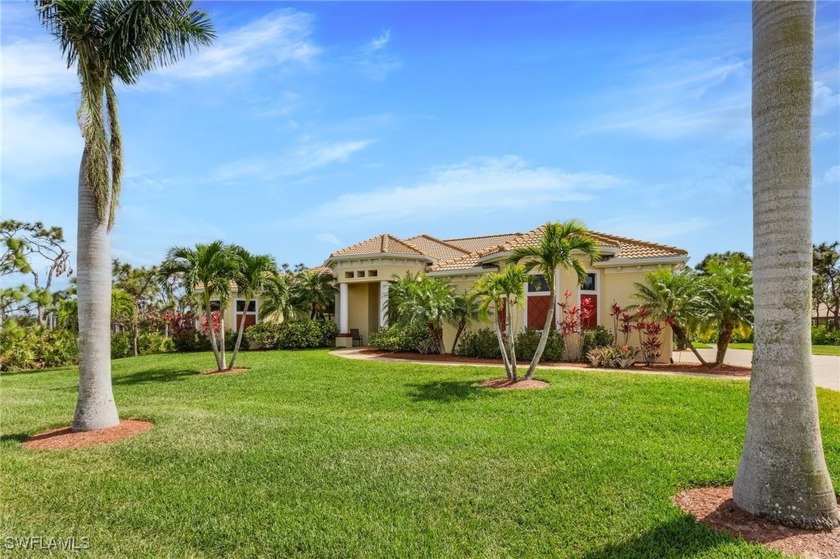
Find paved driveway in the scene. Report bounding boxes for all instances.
[675,347,839,391]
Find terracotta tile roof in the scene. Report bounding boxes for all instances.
[429,226,686,272]
[442,233,522,254]
[329,234,425,258]
[309,266,333,276]
[404,235,469,262]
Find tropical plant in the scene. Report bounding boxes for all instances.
[160,242,237,372]
[812,242,839,329]
[37,0,214,430]
[388,273,455,354]
[702,256,753,365]
[113,260,161,357]
[228,247,276,369]
[632,268,708,364]
[291,270,336,320]
[733,0,839,529]
[454,328,502,359]
[259,272,295,324]
[471,264,528,381]
[508,220,600,378]
[449,293,481,352]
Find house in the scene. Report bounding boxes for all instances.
[324,224,689,362]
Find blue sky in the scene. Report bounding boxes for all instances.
[2,1,838,278]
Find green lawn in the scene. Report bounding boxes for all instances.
[728,343,840,357]
[3,351,839,558]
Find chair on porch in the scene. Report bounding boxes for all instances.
[351,329,363,347]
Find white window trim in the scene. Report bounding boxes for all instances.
[579,271,600,328]
[525,272,551,331]
[234,298,259,331]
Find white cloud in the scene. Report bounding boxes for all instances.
[311,155,622,224]
[1,38,78,96]
[595,216,713,241]
[347,29,402,81]
[158,10,319,80]
[821,165,840,186]
[315,232,341,246]
[813,81,840,116]
[213,139,372,183]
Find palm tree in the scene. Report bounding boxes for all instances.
[702,257,753,365]
[471,265,528,381]
[291,270,336,319]
[259,273,295,324]
[37,1,214,431]
[389,273,456,354]
[508,220,600,379]
[733,0,839,529]
[449,293,481,353]
[228,247,276,370]
[633,268,709,364]
[160,242,237,372]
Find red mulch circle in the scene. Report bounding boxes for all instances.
[478,378,549,390]
[674,486,840,558]
[201,367,249,375]
[22,420,153,451]
[359,350,750,377]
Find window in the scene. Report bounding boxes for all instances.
[236,300,257,313]
[368,270,379,277]
[344,271,355,279]
[357,270,366,278]
[527,274,550,293]
[581,273,597,292]
[210,300,221,312]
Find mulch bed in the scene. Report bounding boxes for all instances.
[23,420,153,451]
[478,378,549,390]
[201,367,249,375]
[674,486,840,558]
[359,350,750,376]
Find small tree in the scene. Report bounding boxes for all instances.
[813,242,839,329]
[508,220,600,379]
[113,260,161,356]
[228,247,276,369]
[291,270,336,320]
[449,293,481,353]
[703,256,753,365]
[471,265,528,381]
[389,273,455,354]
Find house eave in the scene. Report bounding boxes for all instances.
[427,266,497,277]
[594,255,689,268]
[326,253,434,265]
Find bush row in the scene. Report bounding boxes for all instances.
[111,332,175,359]
[243,319,338,350]
[812,326,840,346]
[369,324,433,353]
[454,328,565,362]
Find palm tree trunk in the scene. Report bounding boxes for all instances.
[507,299,518,382]
[205,303,222,371]
[73,147,119,431]
[132,305,139,357]
[220,317,226,368]
[525,291,555,379]
[734,0,839,529]
[672,322,708,365]
[452,319,466,354]
[493,310,513,380]
[228,298,250,369]
[714,322,734,365]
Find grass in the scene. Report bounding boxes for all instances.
[690,342,713,349]
[2,350,839,558]
[727,343,840,357]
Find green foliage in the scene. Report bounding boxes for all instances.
[277,320,330,350]
[388,272,455,353]
[111,332,132,359]
[369,324,432,353]
[454,328,502,359]
[586,345,639,369]
[581,325,615,358]
[316,320,338,346]
[515,329,564,362]
[812,326,840,346]
[245,322,283,350]
[0,321,77,371]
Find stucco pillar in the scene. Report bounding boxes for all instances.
[339,282,349,333]
[379,281,389,328]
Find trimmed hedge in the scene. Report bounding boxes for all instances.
[516,329,564,362]
[244,319,338,350]
[454,328,501,359]
[111,332,175,359]
[369,324,432,353]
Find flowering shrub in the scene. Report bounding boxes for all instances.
[634,308,663,365]
[610,303,638,346]
[557,290,594,361]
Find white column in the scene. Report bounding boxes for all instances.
[339,282,349,333]
[379,281,390,328]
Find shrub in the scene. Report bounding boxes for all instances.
[587,345,638,369]
[139,332,175,355]
[515,329,564,362]
[245,322,282,350]
[111,332,133,359]
[581,326,614,359]
[172,329,211,353]
[0,321,78,371]
[316,320,338,347]
[369,324,431,353]
[812,325,840,346]
[454,328,502,359]
[277,320,324,350]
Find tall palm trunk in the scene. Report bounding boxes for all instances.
[73,147,119,431]
[734,0,839,529]
[506,299,518,382]
[228,297,250,370]
[672,322,708,365]
[714,322,734,365]
[205,302,223,371]
[525,291,555,379]
[493,309,513,380]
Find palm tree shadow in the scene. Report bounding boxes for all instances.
[406,380,494,403]
[0,433,30,444]
[112,367,200,386]
[581,516,736,558]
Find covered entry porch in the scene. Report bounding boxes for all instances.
[335,280,390,348]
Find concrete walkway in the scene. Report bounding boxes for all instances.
[675,347,839,391]
[332,348,749,383]
[333,347,839,392]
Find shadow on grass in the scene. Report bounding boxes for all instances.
[406,380,493,403]
[112,367,200,386]
[0,433,30,444]
[581,516,735,559]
